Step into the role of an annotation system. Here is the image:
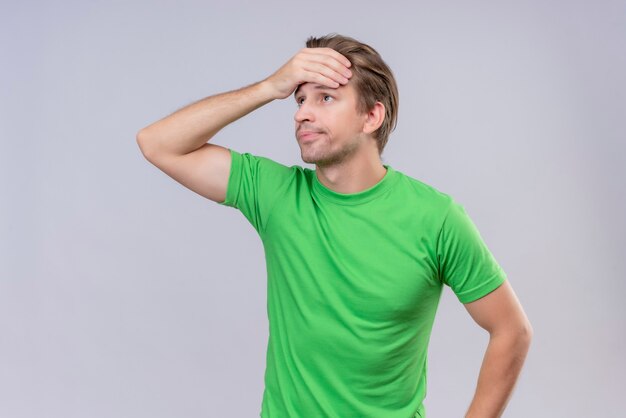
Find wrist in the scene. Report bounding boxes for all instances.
[257,79,280,101]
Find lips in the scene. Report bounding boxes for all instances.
[298,130,321,141]
[298,131,322,141]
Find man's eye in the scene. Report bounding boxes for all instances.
[296,95,332,106]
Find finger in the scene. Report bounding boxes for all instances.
[303,62,350,85]
[303,54,352,84]
[303,47,352,75]
[303,70,340,89]
[322,55,353,80]
[318,47,352,68]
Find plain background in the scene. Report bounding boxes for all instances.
[2,1,625,417]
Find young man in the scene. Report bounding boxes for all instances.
[137,33,533,418]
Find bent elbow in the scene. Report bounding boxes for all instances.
[136,129,157,159]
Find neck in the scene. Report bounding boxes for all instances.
[315,152,387,194]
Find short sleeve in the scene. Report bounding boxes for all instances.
[436,199,507,304]
[218,148,293,234]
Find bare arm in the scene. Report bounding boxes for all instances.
[462,280,533,418]
[136,80,276,157]
[135,47,352,203]
[136,47,352,157]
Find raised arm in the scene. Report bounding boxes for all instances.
[135,47,352,203]
[135,80,275,202]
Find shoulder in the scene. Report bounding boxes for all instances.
[231,149,301,180]
[391,166,456,211]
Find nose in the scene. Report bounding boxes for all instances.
[294,101,315,124]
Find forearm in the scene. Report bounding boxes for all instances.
[137,79,276,156]
[464,330,532,418]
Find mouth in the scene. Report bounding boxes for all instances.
[298,131,322,142]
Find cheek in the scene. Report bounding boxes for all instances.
[335,117,362,140]
[326,108,357,133]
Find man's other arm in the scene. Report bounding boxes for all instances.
[462,280,533,418]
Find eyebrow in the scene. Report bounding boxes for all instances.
[294,84,339,99]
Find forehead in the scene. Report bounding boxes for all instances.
[293,82,350,98]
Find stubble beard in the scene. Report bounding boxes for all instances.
[300,134,361,167]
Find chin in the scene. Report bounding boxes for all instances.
[300,151,320,164]
[300,154,317,164]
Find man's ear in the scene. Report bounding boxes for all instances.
[363,102,385,135]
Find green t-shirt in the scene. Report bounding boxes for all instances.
[218,149,507,418]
